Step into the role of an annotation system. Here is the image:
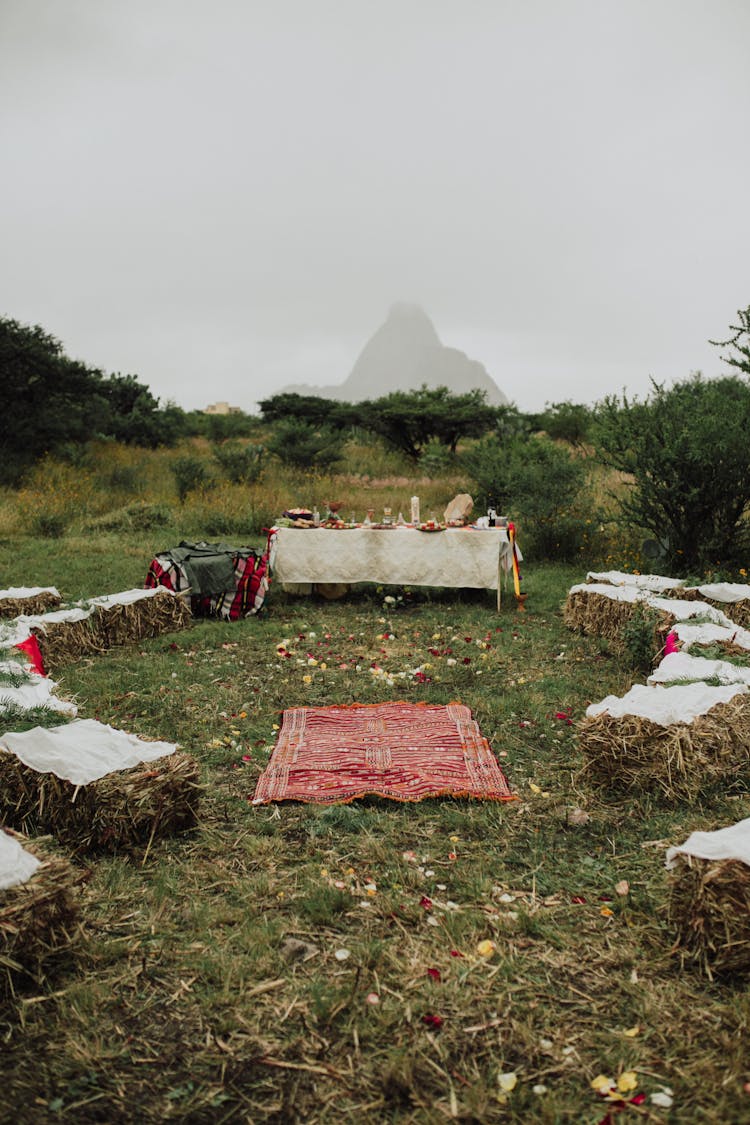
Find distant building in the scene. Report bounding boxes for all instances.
[204,401,242,415]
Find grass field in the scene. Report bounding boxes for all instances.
[1,527,750,1124]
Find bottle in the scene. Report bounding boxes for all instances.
[410,496,420,525]
[313,508,320,526]
[487,499,496,527]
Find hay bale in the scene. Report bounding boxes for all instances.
[563,585,672,651]
[0,829,84,996]
[579,685,750,800]
[30,615,105,674]
[0,591,61,619]
[92,588,192,647]
[668,854,750,977]
[0,749,202,853]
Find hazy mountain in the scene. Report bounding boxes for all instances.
[281,303,509,404]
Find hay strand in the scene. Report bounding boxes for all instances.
[0,831,84,997]
[578,692,750,800]
[668,854,750,977]
[0,750,202,854]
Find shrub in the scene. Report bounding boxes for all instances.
[419,440,453,476]
[266,419,342,471]
[462,434,590,559]
[594,374,750,573]
[171,456,213,503]
[30,511,69,538]
[212,442,265,485]
[622,604,660,674]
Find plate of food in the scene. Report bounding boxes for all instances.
[417,521,446,532]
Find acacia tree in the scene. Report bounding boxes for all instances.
[357,386,497,460]
[710,304,750,377]
[594,374,750,572]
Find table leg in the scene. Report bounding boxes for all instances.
[496,556,501,611]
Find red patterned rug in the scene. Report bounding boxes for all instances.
[251,701,514,805]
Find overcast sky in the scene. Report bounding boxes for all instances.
[2,0,749,413]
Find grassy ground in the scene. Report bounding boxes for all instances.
[1,533,749,1123]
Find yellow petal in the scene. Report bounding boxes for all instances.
[600,906,614,917]
[591,1075,615,1094]
[529,782,542,794]
[623,1025,640,1038]
[476,939,496,958]
[498,1072,517,1092]
[617,1071,638,1093]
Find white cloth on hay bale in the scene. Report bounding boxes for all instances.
[585,682,749,726]
[0,827,40,890]
[673,621,750,651]
[83,587,180,609]
[688,582,750,605]
[0,718,177,786]
[586,571,685,593]
[649,651,750,688]
[0,586,61,601]
[666,816,750,869]
[0,606,94,651]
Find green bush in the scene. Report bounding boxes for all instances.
[462,434,590,559]
[266,419,342,471]
[594,374,750,573]
[212,442,265,485]
[171,456,214,503]
[622,604,660,674]
[419,440,453,475]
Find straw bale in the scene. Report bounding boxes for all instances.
[668,853,750,977]
[30,618,105,675]
[563,589,673,651]
[0,592,61,619]
[0,831,84,996]
[578,692,750,800]
[96,591,192,648]
[0,749,202,853]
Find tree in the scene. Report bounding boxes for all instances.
[356,386,497,460]
[710,304,750,377]
[0,317,109,484]
[594,374,750,572]
[257,392,343,427]
[538,400,592,447]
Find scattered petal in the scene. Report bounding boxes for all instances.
[476,939,496,958]
[365,992,380,1005]
[498,1072,517,1092]
[614,880,630,896]
[421,1013,444,1029]
[420,896,433,911]
[426,968,442,982]
[591,1075,615,1094]
[532,1084,548,1095]
[650,1090,674,1109]
[623,1025,640,1038]
[600,906,614,917]
[617,1071,638,1094]
[334,948,351,961]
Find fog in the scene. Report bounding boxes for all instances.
[1,0,748,411]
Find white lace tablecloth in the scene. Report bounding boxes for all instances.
[269,526,518,591]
